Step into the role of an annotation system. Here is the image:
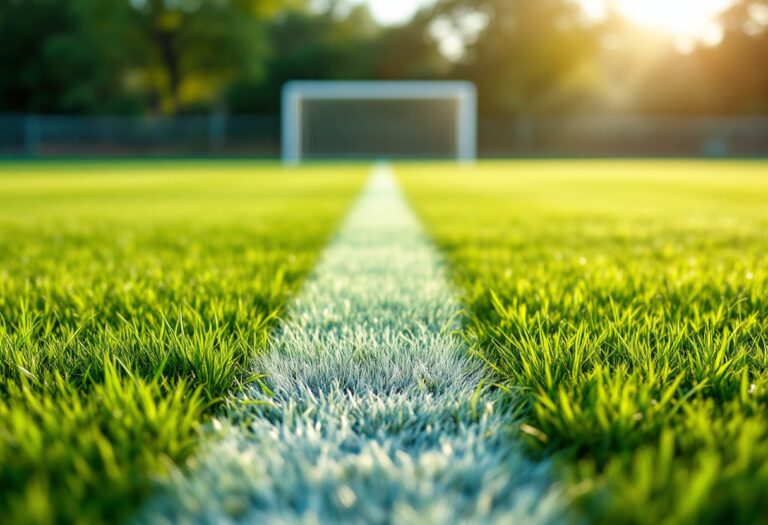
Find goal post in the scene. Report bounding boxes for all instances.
[282,81,477,163]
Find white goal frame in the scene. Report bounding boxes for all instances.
[281,81,477,163]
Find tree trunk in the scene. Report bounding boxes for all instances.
[155,29,181,114]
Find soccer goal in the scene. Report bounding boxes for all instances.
[282,81,477,163]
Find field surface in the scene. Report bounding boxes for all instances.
[1,159,767,525]
[137,165,560,524]
[400,160,768,524]
[0,161,365,524]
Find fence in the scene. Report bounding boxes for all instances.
[0,115,280,158]
[1,114,767,158]
[480,116,768,158]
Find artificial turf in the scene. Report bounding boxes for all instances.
[0,161,365,524]
[399,160,768,524]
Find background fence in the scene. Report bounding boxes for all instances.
[1,114,767,158]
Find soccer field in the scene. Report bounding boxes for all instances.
[0,162,367,523]
[400,160,768,524]
[1,160,767,524]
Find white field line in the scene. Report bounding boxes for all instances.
[138,165,562,525]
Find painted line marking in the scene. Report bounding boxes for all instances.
[138,165,562,524]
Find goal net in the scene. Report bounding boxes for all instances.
[282,81,476,163]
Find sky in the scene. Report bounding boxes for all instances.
[350,0,738,59]
[353,0,436,25]
[359,0,735,43]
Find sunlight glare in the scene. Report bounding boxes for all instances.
[605,0,733,42]
[360,0,435,25]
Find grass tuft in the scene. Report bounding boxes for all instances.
[0,161,365,524]
[401,160,768,524]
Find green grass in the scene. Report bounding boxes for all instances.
[6,159,768,524]
[399,160,768,525]
[0,161,365,524]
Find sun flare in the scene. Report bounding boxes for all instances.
[606,0,733,43]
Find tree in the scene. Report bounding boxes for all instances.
[118,0,275,113]
[226,4,419,113]
[434,0,598,115]
[714,0,768,112]
[0,0,278,114]
[606,0,768,115]
[0,0,136,113]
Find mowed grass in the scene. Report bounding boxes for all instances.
[399,160,768,525]
[0,161,365,525]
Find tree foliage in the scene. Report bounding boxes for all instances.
[437,0,598,115]
[0,0,765,115]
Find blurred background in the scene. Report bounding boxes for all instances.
[1,0,767,158]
